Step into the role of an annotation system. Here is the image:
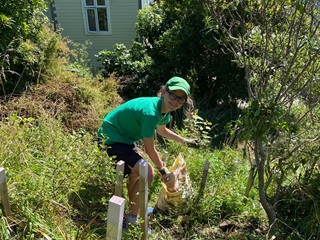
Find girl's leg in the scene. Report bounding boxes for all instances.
[127,159,154,216]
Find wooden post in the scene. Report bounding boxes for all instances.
[198,160,210,198]
[107,195,125,240]
[0,168,12,217]
[244,158,257,199]
[244,167,255,198]
[162,151,168,161]
[139,159,148,240]
[115,160,125,197]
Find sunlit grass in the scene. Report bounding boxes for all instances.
[0,112,267,239]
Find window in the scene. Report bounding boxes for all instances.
[83,0,111,34]
[140,0,155,9]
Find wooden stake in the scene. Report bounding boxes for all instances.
[244,159,257,199]
[198,160,210,198]
[139,159,148,240]
[0,168,12,217]
[115,160,125,197]
[106,195,125,240]
[162,151,168,161]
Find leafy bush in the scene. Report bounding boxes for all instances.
[97,43,154,98]
[134,2,247,101]
[0,0,68,97]
[0,0,48,50]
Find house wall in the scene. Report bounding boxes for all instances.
[51,0,139,69]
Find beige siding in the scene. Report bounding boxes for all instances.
[53,0,139,69]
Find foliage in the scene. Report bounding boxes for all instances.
[97,43,151,78]
[0,0,48,50]
[237,99,290,140]
[0,99,267,239]
[274,179,320,239]
[97,1,247,124]
[182,110,214,145]
[0,114,116,239]
[205,0,320,236]
[96,1,248,147]
[69,40,94,79]
[96,43,154,98]
[0,72,267,239]
[0,0,318,238]
[0,0,67,97]
[135,2,238,94]
[147,144,267,240]
[0,25,69,97]
[135,1,247,103]
[0,68,120,135]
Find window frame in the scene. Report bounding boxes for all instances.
[82,0,111,35]
[140,0,155,9]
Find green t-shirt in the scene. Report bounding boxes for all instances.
[98,97,171,144]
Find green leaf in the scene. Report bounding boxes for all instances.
[281,121,289,131]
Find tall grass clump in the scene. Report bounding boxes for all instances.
[0,113,116,239]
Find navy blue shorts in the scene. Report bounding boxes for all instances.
[106,143,142,176]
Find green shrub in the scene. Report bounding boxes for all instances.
[97,43,154,98]
[0,0,69,97]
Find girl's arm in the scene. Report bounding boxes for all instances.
[156,125,200,148]
[156,125,184,143]
[143,137,165,170]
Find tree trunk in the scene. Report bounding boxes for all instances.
[254,138,276,226]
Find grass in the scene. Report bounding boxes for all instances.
[0,70,268,239]
[0,114,114,239]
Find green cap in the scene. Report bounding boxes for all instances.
[165,77,190,96]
